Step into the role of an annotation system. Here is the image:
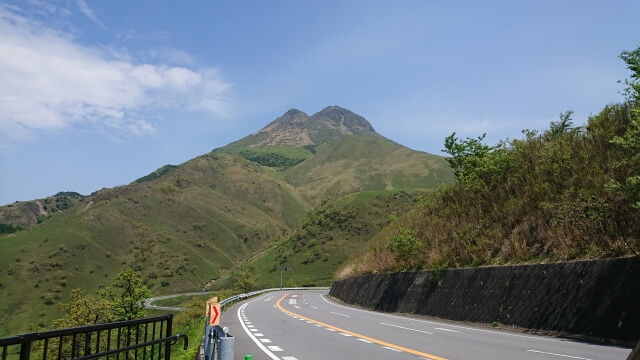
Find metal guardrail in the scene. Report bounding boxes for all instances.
[218,287,330,312]
[0,315,188,360]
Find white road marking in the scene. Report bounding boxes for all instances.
[237,297,282,360]
[340,333,352,337]
[330,311,350,317]
[380,323,432,335]
[255,333,264,337]
[250,329,258,332]
[326,328,336,332]
[358,339,373,344]
[281,357,298,360]
[295,305,300,309]
[311,306,319,309]
[259,339,272,343]
[526,350,594,360]
[383,346,402,352]
[247,325,254,328]
[289,299,297,304]
[267,346,283,351]
[319,294,558,342]
[435,328,459,333]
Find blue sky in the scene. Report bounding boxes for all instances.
[1,0,638,205]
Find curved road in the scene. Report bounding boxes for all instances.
[224,290,631,360]
[145,291,214,311]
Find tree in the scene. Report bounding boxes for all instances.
[52,289,115,328]
[386,228,421,266]
[619,46,640,101]
[610,46,640,209]
[443,132,493,182]
[110,269,153,321]
[442,132,512,188]
[549,110,580,138]
[235,266,258,293]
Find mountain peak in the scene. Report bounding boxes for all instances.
[247,106,376,147]
[312,106,376,133]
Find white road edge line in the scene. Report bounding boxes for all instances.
[526,350,594,360]
[434,327,460,333]
[380,322,433,335]
[330,311,351,317]
[320,294,557,342]
[237,296,282,360]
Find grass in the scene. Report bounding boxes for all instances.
[219,190,429,289]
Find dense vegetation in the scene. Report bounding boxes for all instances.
[236,145,314,167]
[0,223,23,235]
[134,164,178,183]
[53,192,86,199]
[340,46,640,277]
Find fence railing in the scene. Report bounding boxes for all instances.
[0,315,187,360]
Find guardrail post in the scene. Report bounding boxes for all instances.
[203,326,215,360]
[215,333,234,360]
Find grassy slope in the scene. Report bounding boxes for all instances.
[0,153,307,335]
[216,190,428,289]
[283,135,454,207]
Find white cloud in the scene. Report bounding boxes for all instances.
[74,0,105,29]
[0,6,231,144]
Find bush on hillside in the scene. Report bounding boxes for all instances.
[345,47,640,276]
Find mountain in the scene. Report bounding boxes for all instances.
[219,106,377,150]
[0,192,86,234]
[0,106,454,335]
[215,106,451,207]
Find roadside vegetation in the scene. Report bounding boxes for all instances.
[218,190,426,289]
[340,46,640,278]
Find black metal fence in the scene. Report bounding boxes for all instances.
[0,315,187,360]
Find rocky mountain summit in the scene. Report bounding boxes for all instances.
[248,106,377,147]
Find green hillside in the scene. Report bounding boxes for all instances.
[339,46,640,278]
[283,135,453,207]
[217,190,428,289]
[0,153,308,334]
[0,106,454,336]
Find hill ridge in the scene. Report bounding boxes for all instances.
[242,105,376,148]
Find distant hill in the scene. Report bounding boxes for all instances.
[0,192,86,234]
[0,106,453,335]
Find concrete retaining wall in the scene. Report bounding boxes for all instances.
[330,256,640,342]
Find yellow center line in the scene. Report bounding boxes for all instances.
[276,293,447,360]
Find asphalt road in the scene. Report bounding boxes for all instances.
[223,290,632,360]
